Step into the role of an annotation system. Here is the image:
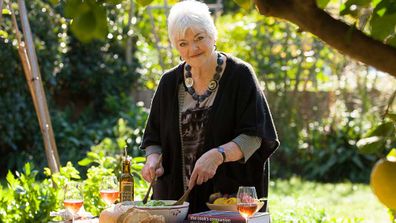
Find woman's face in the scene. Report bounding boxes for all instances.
[174,27,215,68]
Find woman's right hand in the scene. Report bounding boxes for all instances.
[142,153,164,182]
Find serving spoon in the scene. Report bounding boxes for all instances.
[171,186,192,206]
[142,154,162,204]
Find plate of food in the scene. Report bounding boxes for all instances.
[206,192,238,212]
[206,192,265,212]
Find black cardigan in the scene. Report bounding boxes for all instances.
[140,54,279,213]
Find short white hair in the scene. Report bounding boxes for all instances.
[168,0,217,47]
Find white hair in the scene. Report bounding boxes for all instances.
[167,0,217,47]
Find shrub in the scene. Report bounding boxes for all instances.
[0,0,141,177]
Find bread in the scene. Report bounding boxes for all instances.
[99,203,165,223]
[121,209,153,223]
[99,203,133,223]
[139,215,165,223]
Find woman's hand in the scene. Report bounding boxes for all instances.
[142,153,164,182]
[188,149,223,189]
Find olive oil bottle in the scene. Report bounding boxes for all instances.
[120,147,134,202]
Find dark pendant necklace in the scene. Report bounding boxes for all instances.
[184,53,224,107]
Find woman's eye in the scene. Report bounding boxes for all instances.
[197,36,204,41]
[179,42,187,47]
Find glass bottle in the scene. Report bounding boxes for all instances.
[119,147,134,202]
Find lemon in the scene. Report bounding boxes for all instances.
[225,197,237,205]
[213,197,227,205]
[370,157,396,210]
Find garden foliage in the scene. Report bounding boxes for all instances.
[0,118,148,222]
[0,0,141,176]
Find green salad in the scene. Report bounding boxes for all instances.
[135,200,166,206]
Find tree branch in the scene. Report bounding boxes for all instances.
[254,0,396,77]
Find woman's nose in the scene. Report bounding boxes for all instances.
[191,42,199,50]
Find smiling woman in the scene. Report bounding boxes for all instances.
[140,0,279,215]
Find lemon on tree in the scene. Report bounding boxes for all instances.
[357,113,396,219]
[370,149,396,210]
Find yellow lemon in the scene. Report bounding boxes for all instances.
[225,197,237,205]
[370,157,396,210]
[213,197,227,205]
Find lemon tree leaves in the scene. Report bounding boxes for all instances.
[370,0,396,45]
[316,0,331,9]
[336,0,396,47]
[64,0,115,42]
[357,115,396,155]
[340,0,371,16]
[62,0,155,42]
[61,0,396,45]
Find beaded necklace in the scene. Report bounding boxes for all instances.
[184,52,224,107]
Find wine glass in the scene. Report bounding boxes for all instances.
[63,182,84,223]
[100,175,119,207]
[237,186,259,222]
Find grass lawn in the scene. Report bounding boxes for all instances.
[269,177,392,223]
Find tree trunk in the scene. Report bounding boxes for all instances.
[253,0,396,77]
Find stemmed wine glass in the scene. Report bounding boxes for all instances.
[100,175,119,207]
[237,186,259,222]
[63,182,84,223]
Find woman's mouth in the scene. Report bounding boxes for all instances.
[190,53,203,58]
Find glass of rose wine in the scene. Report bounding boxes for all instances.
[63,182,84,223]
[100,175,120,207]
[237,186,259,222]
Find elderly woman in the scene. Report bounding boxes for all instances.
[140,0,279,213]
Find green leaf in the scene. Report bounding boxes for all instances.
[24,162,31,176]
[70,10,97,42]
[367,121,395,137]
[92,4,108,40]
[135,0,155,7]
[43,167,52,176]
[387,148,396,161]
[233,0,252,10]
[78,157,93,166]
[0,30,9,38]
[340,0,371,16]
[370,13,396,41]
[133,157,146,163]
[316,0,330,9]
[6,171,17,188]
[2,8,11,15]
[103,157,117,168]
[87,151,100,160]
[356,136,385,154]
[64,0,90,19]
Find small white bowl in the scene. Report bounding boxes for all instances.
[131,200,189,223]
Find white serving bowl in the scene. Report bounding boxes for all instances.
[131,200,189,223]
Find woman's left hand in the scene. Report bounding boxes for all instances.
[188,148,223,189]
